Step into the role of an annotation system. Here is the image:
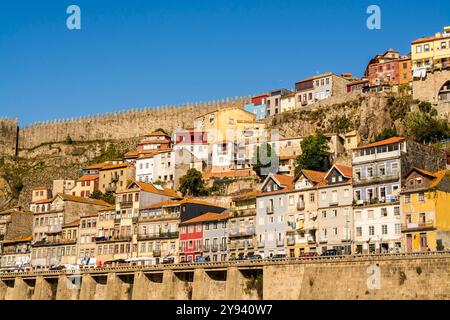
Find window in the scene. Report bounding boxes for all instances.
[321,192,327,201]
[369,226,375,236]
[322,228,327,238]
[332,228,338,236]
[344,189,349,198]
[368,210,374,219]
[309,193,315,203]
[356,227,362,237]
[381,208,388,217]
[405,194,411,203]
[416,45,422,53]
[418,192,425,202]
[395,224,401,235]
[394,207,400,216]
[424,44,430,52]
[382,225,388,235]
[322,210,327,218]
[367,167,373,177]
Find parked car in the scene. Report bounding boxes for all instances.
[299,252,319,258]
[321,249,341,256]
[49,265,65,271]
[270,254,287,260]
[249,254,263,260]
[195,256,207,263]
[162,256,175,264]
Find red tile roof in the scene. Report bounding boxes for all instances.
[77,174,99,182]
[300,170,327,184]
[335,164,353,178]
[125,181,181,199]
[353,137,405,150]
[32,186,48,190]
[203,170,256,180]
[181,212,229,225]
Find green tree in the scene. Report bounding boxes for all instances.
[295,132,330,174]
[374,128,398,142]
[90,190,116,205]
[178,168,208,196]
[252,142,278,178]
[329,115,351,134]
[404,112,449,144]
[154,128,171,136]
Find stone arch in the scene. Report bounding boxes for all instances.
[437,80,450,101]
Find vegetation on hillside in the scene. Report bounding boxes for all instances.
[295,131,330,174]
[252,142,278,178]
[90,190,116,205]
[90,145,127,164]
[178,168,208,196]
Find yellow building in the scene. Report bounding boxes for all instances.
[400,168,450,253]
[411,26,450,70]
[98,161,136,194]
[194,106,265,145]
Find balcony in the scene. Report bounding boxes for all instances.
[287,238,295,246]
[114,218,121,224]
[229,227,256,238]
[231,208,256,218]
[153,250,161,257]
[46,225,62,232]
[297,201,305,211]
[211,244,219,252]
[402,221,435,232]
[119,201,133,208]
[95,235,132,242]
[32,238,77,247]
[353,173,400,186]
[137,231,179,241]
[306,235,316,244]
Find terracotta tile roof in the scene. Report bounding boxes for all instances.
[203,170,256,180]
[300,170,327,184]
[405,168,449,190]
[127,181,181,199]
[32,198,53,204]
[335,164,353,178]
[412,35,449,44]
[56,193,111,207]
[272,174,295,189]
[32,186,48,190]
[0,235,33,244]
[353,137,405,150]
[99,163,130,170]
[82,163,107,170]
[181,212,229,225]
[77,174,99,182]
[140,198,225,210]
[144,131,170,137]
[232,191,260,201]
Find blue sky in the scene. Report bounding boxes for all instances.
[0,0,449,125]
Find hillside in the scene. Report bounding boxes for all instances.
[0,93,448,211]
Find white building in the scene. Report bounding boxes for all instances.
[135,155,155,183]
[353,204,402,254]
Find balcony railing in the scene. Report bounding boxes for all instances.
[137,231,179,240]
[287,238,295,246]
[401,221,435,232]
[353,173,400,186]
[297,201,305,211]
[231,208,256,217]
[95,235,132,242]
[229,227,256,238]
[32,238,77,247]
[119,201,133,208]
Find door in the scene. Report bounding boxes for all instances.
[406,234,413,253]
[419,233,427,252]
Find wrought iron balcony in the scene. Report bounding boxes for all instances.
[137,231,179,241]
[401,221,435,232]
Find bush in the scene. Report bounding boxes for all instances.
[65,135,73,145]
[178,168,209,196]
[375,128,398,142]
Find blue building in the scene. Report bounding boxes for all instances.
[244,94,267,120]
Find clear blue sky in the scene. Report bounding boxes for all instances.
[0,0,449,125]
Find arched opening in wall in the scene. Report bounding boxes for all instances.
[438,81,450,101]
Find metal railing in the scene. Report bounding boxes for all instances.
[2,251,449,278]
